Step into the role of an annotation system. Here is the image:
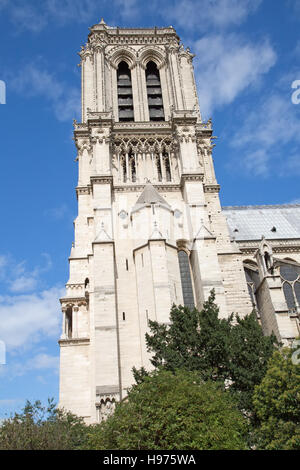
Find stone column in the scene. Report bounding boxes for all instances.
[61,307,67,340]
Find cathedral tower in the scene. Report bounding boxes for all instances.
[59,21,252,423]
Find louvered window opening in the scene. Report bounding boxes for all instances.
[146,61,165,121]
[117,61,134,122]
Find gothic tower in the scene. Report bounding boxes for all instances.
[59,21,252,423]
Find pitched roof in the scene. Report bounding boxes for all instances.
[223,204,300,241]
[132,183,171,212]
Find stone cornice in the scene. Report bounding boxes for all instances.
[113,183,181,192]
[171,110,198,126]
[76,186,90,196]
[238,239,300,255]
[90,175,113,186]
[87,25,180,49]
[133,239,177,254]
[112,121,172,134]
[59,338,90,346]
[204,184,220,193]
[60,296,88,305]
[180,173,204,184]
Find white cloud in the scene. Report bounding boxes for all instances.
[0,253,53,294]
[44,204,70,220]
[3,0,101,33]
[194,33,276,117]
[29,353,59,371]
[10,62,80,122]
[9,276,38,293]
[46,0,99,24]
[230,90,300,177]
[0,0,8,10]
[0,287,64,350]
[166,0,262,31]
[114,0,139,20]
[10,4,47,33]
[0,399,20,407]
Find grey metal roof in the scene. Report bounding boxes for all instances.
[222,204,300,241]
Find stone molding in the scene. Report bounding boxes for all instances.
[203,184,220,193]
[180,173,204,184]
[59,338,90,346]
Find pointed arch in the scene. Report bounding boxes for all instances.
[108,46,137,70]
[139,47,166,70]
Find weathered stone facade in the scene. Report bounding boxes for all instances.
[59,21,300,423]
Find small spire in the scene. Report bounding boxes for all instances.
[99,18,106,25]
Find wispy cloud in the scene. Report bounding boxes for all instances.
[0,253,53,294]
[10,62,80,122]
[2,0,100,33]
[0,287,63,350]
[230,84,300,177]
[166,0,262,31]
[46,0,99,24]
[44,204,70,221]
[194,33,276,117]
[10,3,47,33]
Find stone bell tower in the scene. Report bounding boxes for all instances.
[59,20,252,423]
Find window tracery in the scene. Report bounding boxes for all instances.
[280,263,300,311]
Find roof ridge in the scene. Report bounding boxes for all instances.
[222,203,300,210]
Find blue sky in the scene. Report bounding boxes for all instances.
[0,0,300,418]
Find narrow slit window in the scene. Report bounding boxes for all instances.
[146,61,164,121]
[156,155,162,182]
[117,61,134,122]
[66,307,73,339]
[164,153,171,182]
[130,154,136,182]
[178,250,195,309]
[122,312,126,321]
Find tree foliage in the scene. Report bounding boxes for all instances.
[86,369,249,450]
[133,291,278,412]
[0,398,89,450]
[253,347,300,449]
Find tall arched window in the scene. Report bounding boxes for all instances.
[117,61,134,122]
[65,307,73,339]
[156,155,162,182]
[178,250,194,309]
[164,153,171,182]
[146,61,164,121]
[129,153,136,182]
[243,261,260,316]
[280,263,300,310]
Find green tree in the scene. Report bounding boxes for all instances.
[0,398,89,450]
[86,369,249,450]
[228,312,278,411]
[253,347,300,449]
[133,291,277,412]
